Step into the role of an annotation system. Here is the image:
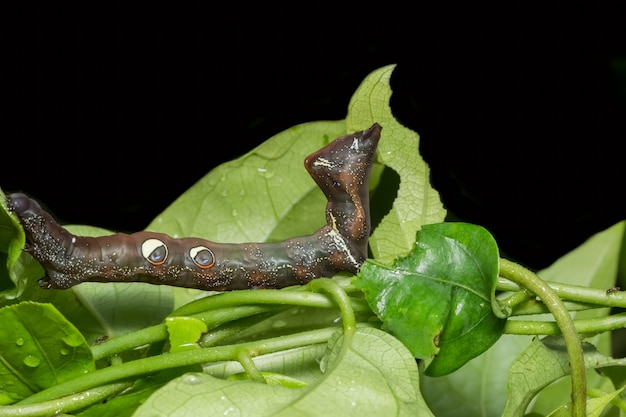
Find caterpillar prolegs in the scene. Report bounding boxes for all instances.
[7,123,382,291]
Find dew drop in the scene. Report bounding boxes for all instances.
[181,374,202,385]
[15,337,24,347]
[62,334,84,347]
[60,348,70,356]
[23,355,41,368]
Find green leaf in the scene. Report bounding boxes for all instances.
[502,336,626,417]
[0,302,94,404]
[165,316,207,352]
[354,222,505,376]
[134,328,434,417]
[227,371,309,388]
[346,64,446,262]
[146,121,346,243]
[205,343,327,385]
[420,333,532,417]
[546,386,625,417]
[524,220,625,415]
[0,190,43,301]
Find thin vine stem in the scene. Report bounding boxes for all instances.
[504,312,626,335]
[0,382,131,417]
[499,258,587,417]
[17,328,338,406]
[92,289,370,360]
[307,277,357,335]
[497,277,626,309]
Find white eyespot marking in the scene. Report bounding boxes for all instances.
[190,245,215,269]
[141,238,168,265]
[350,138,360,150]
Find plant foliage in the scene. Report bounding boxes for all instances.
[0,65,624,416]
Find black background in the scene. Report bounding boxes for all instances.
[3,7,625,272]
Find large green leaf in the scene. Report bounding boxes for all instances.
[346,64,446,262]
[0,302,94,404]
[146,121,346,242]
[355,222,505,376]
[134,328,434,417]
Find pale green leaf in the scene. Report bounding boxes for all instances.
[204,344,327,385]
[527,220,625,415]
[420,334,531,417]
[502,336,624,417]
[346,64,446,262]
[146,121,346,243]
[134,328,434,417]
[547,386,625,417]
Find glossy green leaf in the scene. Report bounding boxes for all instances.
[0,191,43,301]
[421,220,626,416]
[346,64,447,262]
[354,222,505,376]
[134,328,434,417]
[0,302,94,404]
[165,316,207,352]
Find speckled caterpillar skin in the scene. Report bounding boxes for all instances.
[7,123,381,290]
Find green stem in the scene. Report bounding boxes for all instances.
[171,287,342,316]
[504,312,626,335]
[511,300,602,315]
[17,328,337,406]
[500,258,587,417]
[92,290,370,360]
[498,278,626,309]
[91,323,167,361]
[547,281,626,308]
[0,382,131,417]
[307,278,356,335]
[236,349,265,382]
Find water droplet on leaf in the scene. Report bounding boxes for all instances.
[15,338,24,346]
[62,334,84,347]
[23,355,41,368]
[182,374,202,385]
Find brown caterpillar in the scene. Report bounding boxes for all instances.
[7,123,382,291]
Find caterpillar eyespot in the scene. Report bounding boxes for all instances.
[7,123,382,291]
[190,246,215,269]
[141,238,168,265]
